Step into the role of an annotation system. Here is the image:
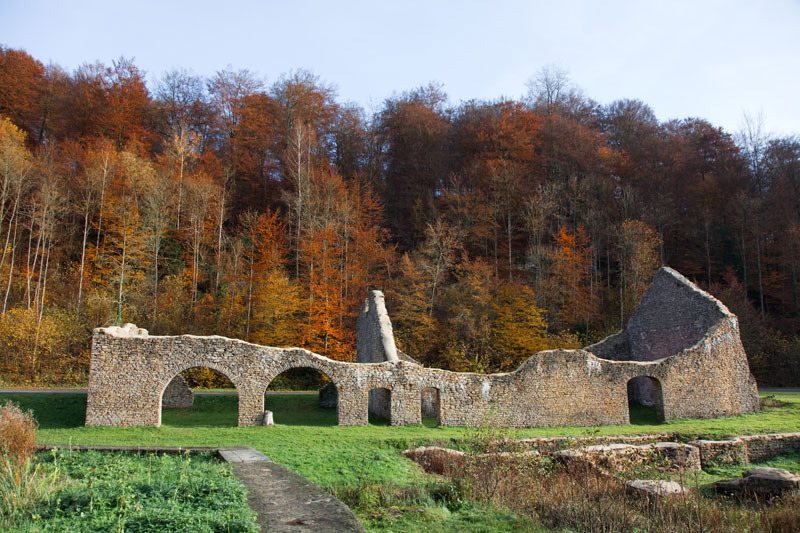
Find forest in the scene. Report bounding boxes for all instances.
[0,45,798,386]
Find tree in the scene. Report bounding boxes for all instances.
[377,84,450,246]
[0,119,33,312]
[0,46,45,138]
[417,218,463,315]
[101,151,149,325]
[618,219,661,324]
[105,57,155,149]
[490,282,553,371]
[526,64,571,115]
[550,225,596,329]
[71,139,114,312]
[246,210,302,347]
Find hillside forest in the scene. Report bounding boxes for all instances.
[0,46,798,386]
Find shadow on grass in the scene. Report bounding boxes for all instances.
[0,393,86,429]
[264,394,337,426]
[422,417,439,428]
[629,402,662,425]
[162,394,239,427]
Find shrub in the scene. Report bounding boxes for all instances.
[0,400,37,463]
[0,402,59,528]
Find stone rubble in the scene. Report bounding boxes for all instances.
[714,467,800,499]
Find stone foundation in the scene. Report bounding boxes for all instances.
[691,432,800,467]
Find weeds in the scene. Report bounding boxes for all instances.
[443,442,800,532]
[0,401,60,528]
[0,400,37,462]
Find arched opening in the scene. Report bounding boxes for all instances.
[264,367,337,426]
[368,387,391,425]
[160,367,239,427]
[421,387,441,427]
[627,376,665,424]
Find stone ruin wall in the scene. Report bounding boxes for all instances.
[86,267,760,428]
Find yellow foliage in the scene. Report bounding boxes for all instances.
[249,269,303,348]
[386,253,436,358]
[0,307,88,382]
[490,283,551,371]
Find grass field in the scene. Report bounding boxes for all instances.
[2,390,799,531]
[5,450,259,532]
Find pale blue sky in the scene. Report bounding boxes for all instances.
[1,0,798,136]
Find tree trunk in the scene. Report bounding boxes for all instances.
[77,205,90,312]
[2,213,19,313]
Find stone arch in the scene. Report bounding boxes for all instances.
[626,375,665,423]
[261,356,348,395]
[263,364,341,425]
[260,351,353,426]
[156,362,244,427]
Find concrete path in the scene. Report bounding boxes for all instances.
[220,447,364,532]
[38,444,364,532]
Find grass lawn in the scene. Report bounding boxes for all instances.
[2,390,799,532]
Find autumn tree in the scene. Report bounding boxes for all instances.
[490,282,553,371]
[97,151,148,325]
[0,118,33,312]
[246,210,302,347]
[377,84,450,246]
[0,46,45,140]
[550,225,596,330]
[618,219,661,324]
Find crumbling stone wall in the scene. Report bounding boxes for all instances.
[86,267,759,428]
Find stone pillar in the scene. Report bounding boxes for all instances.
[390,385,421,426]
[337,386,368,426]
[237,386,265,427]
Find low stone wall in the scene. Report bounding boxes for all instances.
[511,433,675,454]
[691,433,800,467]
[741,433,800,463]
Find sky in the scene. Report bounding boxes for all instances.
[1,0,798,136]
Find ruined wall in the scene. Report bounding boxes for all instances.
[86,267,759,428]
[588,267,759,415]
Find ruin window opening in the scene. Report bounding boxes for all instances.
[264,367,338,426]
[159,367,239,427]
[368,387,391,425]
[627,376,665,424]
[421,387,441,427]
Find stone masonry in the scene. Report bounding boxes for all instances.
[161,374,194,408]
[86,267,759,428]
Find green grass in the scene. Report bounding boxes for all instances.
[2,391,799,531]
[5,450,258,532]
